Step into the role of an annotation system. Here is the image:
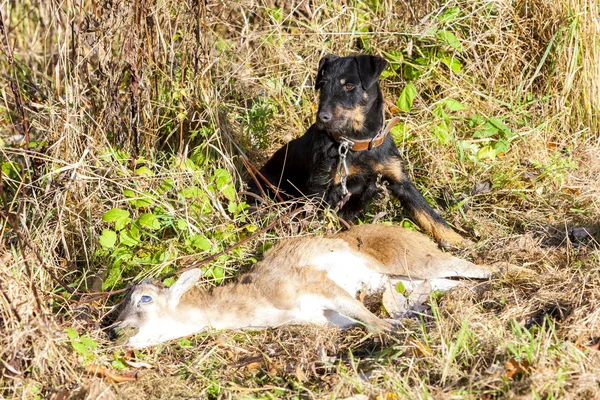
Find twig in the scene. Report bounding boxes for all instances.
[240,156,286,203]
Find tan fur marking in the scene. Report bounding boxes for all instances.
[333,105,365,131]
[332,164,361,184]
[412,209,464,245]
[350,106,365,131]
[372,158,404,182]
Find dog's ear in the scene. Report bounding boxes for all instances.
[355,55,387,90]
[315,54,339,90]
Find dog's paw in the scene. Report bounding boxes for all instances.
[434,227,472,249]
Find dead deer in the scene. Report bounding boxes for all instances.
[111,224,493,348]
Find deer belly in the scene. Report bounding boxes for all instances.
[308,251,387,296]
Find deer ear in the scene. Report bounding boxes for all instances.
[354,55,387,90]
[168,269,202,307]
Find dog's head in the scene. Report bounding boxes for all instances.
[314,54,387,134]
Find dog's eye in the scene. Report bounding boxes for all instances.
[139,295,153,304]
[344,83,355,91]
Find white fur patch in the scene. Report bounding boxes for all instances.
[306,250,387,296]
[127,316,205,349]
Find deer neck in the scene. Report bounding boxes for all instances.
[176,282,293,331]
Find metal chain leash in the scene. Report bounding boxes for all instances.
[336,140,351,197]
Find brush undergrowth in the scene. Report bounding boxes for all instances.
[1,0,599,399]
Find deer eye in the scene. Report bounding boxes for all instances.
[139,295,153,304]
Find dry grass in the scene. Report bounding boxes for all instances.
[1,0,599,398]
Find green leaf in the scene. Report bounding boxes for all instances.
[80,336,98,349]
[176,219,188,231]
[390,122,408,145]
[129,225,140,241]
[180,186,203,199]
[227,202,237,214]
[66,327,79,340]
[495,139,510,154]
[221,185,236,202]
[72,341,89,356]
[99,229,117,249]
[395,281,406,294]
[123,189,154,208]
[111,359,127,370]
[210,266,225,283]
[189,234,211,251]
[438,6,460,22]
[488,117,512,137]
[135,166,154,176]
[432,123,451,145]
[102,265,122,290]
[477,145,496,160]
[440,98,466,111]
[396,82,417,113]
[103,208,130,230]
[120,229,140,247]
[213,169,231,188]
[102,208,129,222]
[158,178,174,194]
[440,56,462,73]
[469,114,486,128]
[437,30,462,52]
[138,213,161,230]
[473,122,498,139]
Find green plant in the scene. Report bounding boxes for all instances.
[97,147,249,290]
[66,328,97,361]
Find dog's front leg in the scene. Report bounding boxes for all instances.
[377,157,468,247]
[388,178,467,247]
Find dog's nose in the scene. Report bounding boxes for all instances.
[318,110,332,123]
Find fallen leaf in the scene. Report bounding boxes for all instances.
[84,364,138,383]
[294,364,307,382]
[404,337,433,357]
[561,187,580,195]
[577,339,600,352]
[382,285,408,319]
[569,227,591,242]
[50,388,71,400]
[523,171,539,181]
[503,359,530,379]
[316,344,336,364]
[244,361,262,372]
[123,359,152,369]
[471,180,492,196]
[408,281,432,306]
[587,342,600,351]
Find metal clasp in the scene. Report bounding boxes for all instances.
[336,140,351,197]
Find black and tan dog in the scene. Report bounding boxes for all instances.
[248,54,465,246]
